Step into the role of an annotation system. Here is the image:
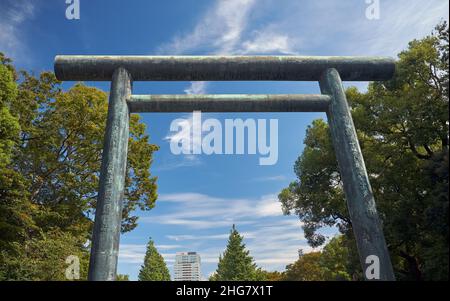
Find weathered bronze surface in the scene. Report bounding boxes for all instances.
[88,68,131,281]
[320,68,395,281]
[55,55,395,81]
[128,94,330,112]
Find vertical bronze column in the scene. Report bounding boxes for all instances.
[320,68,395,281]
[88,68,131,281]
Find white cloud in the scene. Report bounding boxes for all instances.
[119,245,145,264]
[255,196,285,217]
[143,192,285,229]
[184,81,207,95]
[148,218,253,229]
[167,234,230,241]
[119,243,183,265]
[153,156,202,172]
[253,175,288,182]
[158,0,257,55]
[238,30,296,54]
[0,0,35,60]
[157,0,298,94]
[253,0,449,57]
[344,0,449,56]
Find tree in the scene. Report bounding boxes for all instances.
[283,252,325,281]
[320,236,352,281]
[0,230,89,281]
[12,76,159,234]
[279,22,449,280]
[0,52,159,280]
[138,238,170,281]
[0,54,35,253]
[281,236,354,281]
[255,270,284,281]
[210,225,264,281]
[116,274,130,281]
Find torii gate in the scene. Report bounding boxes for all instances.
[54,55,396,281]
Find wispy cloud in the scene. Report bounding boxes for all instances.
[157,0,298,94]
[157,0,257,55]
[153,155,203,172]
[167,234,230,241]
[340,0,449,56]
[252,0,448,57]
[119,244,182,264]
[0,0,35,61]
[184,81,207,95]
[238,29,296,54]
[253,175,288,182]
[142,192,286,229]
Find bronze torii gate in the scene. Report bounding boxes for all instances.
[54,55,396,281]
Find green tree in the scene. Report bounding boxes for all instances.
[255,270,284,281]
[282,237,354,281]
[320,236,352,281]
[210,225,264,281]
[0,52,159,280]
[283,252,325,281]
[279,23,449,280]
[0,54,41,277]
[138,238,171,281]
[116,274,130,281]
[0,230,89,281]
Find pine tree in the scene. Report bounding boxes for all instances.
[138,238,171,281]
[210,225,263,281]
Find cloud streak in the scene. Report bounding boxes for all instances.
[142,192,286,229]
[157,0,298,94]
[157,0,257,55]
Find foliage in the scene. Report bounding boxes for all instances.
[320,236,352,281]
[282,236,356,281]
[0,229,89,281]
[116,274,130,281]
[0,52,159,280]
[283,252,325,281]
[210,225,264,281]
[256,270,284,281]
[138,238,171,281]
[278,22,449,280]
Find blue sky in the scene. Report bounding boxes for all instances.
[1,0,448,280]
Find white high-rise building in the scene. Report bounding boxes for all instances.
[174,252,201,281]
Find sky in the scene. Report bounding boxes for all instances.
[0,0,448,280]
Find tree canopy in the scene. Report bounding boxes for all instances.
[279,22,449,281]
[138,238,171,281]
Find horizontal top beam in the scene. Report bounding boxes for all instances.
[54,55,395,82]
[127,94,330,113]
